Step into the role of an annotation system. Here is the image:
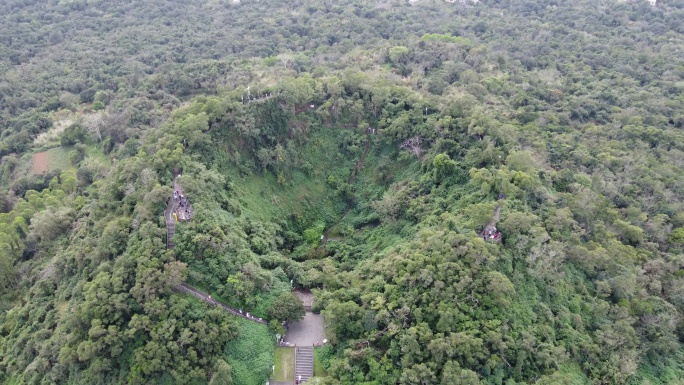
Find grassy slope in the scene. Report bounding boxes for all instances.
[226,125,353,225]
[224,318,275,385]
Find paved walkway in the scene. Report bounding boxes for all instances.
[175,283,268,325]
[284,311,325,346]
[294,290,313,310]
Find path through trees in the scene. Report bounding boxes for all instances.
[482,196,504,242]
[164,173,268,325]
[175,283,268,325]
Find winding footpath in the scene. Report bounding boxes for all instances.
[165,174,268,325]
[488,203,502,229]
[174,283,268,325]
[482,196,505,242]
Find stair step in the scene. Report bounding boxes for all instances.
[295,345,314,384]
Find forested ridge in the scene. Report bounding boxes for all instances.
[1,0,684,384]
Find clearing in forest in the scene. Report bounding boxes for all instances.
[283,311,326,347]
[226,128,349,223]
[31,146,73,175]
[32,151,48,174]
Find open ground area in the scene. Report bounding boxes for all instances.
[32,151,47,174]
[284,311,326,347]
[31,146,73,175]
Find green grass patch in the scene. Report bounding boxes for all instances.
[45,145,73,171]
[85,144,109,164]
[536,363,589,384]
[225,127,351,226]
[230,169,338,223]
[224,317,275,385]
[31,145,74,176]
[273,347,295,381]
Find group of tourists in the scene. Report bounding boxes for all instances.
[174,190,189,206]
[241,92,274,104]
[482,226,502,241]
[238,309,263,322]
[172,189,193,221]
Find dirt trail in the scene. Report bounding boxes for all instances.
[482,196,505,242]
[488,204,502,229]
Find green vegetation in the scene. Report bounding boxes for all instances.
[43,146,75,172]
[224,319,274,385]
[273,347,295,382]
[1,0,684,384]
[268,292,306,324]
[314,346,331,378]
[420,33,473,45]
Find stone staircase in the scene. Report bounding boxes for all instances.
[295,346,314,384]
[166,216,175,249]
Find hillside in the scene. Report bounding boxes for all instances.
[1,0,684,384]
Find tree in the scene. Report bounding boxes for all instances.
[441,361,481,385]
[669,227,684,246]
[61,123,88,145]
[433,153,457,184]
[322,301,364,343]
[28,207,75,248]
[0,248,15,293]
[303,222,325,245]
[209,359,233,385]
[389,46,409,66]
[267,291,305,323]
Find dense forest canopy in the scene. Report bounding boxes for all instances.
[1,0,684,384]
